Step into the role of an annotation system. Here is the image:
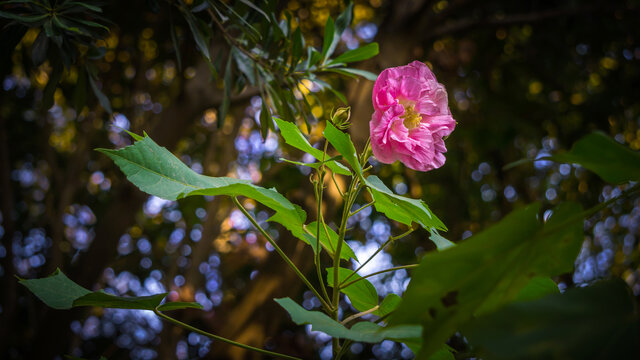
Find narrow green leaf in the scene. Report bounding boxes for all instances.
[238,0,270,20]
[329,43,379,65]
[323,121,363,180]
[390,202,584,358]
[290,26,303,69]
[0,11,48,23]
[19,268,91,309]
[157,301,204,311]
[169,11,182,71]
[275,297,421,343]
[31,29,49,66]
[462,280,640,359]
[42,63,63,110]
[334,2,354,36]
[218,54,232,128]
[320,16,336,61]
[327,267,378,312]
[325,67,378,81]
[365,175,446,231]
[183,11,211,61]
[232,48,256,85]
[274,117,351,176]
[545,132,640,184]
[260,100,271,138]
[88,71,113,114]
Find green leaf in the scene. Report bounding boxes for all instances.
[429,229,455,250]
[513,276,559,303]
[545,132,640,184]
[390,202,584,358]
[274,117,350,176]
[375,293,402,317]
[320,16,336,62]
[238,0,270,21]
[87,71,113,114]
[325,67,378,81]
[218,54,232,128]
[365,175,446,231]
[0,11,48,23]
[156,301,204,311]
[183,10,211,61]
[306,221,357,261]
[290,27,303,69]
[97,133,310,252]
[275,297,421,343]
[462,280,640,360]
[31,29,49,66]
[19,268,202,312]
[326,267,378,312]
[19,268,91,309]
[329,42,379,65]
[334,2,354,36]
[73,292,168,310]
[42,62,62,110]
[259,100,271,138]
[323,121,363,180]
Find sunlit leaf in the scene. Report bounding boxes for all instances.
[365,175,446,231]
[97,133,311,252]
[323,121,363,180]
[274,117,350,176]
[275,297,421,343]
[326,267,378,312]
[306,221,357,261]
[329,43,379,65]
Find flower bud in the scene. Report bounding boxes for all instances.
[330,106,351,130]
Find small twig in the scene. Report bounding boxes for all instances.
[340,305,380,325]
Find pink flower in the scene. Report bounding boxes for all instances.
[370,61,456,172]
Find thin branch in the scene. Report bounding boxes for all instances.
[340,305,380,325]
[340,264,420,290]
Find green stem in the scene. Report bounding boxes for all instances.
[314,141,332,306]
[340,304,380,325]
[340,227,415,286]
[232,196,332,312]
[340,264,419,290]
[154,308,301,360]
[348,200,375,218]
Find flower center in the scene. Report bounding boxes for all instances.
[401,103,422,130]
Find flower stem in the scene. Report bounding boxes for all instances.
[154,308,301,360]
[340,264,419,290]
[232,196,332,312]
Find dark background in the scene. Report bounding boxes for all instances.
[1,0,639,359]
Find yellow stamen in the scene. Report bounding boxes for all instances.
[401,104,422,130]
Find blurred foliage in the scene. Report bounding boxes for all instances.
[1,0,640,359]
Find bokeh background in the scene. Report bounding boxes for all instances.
[1,0,639,359]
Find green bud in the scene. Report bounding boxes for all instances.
[330,106,351,130]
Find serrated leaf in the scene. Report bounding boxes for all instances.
[327,267,378,312]
[390,202,584,358]
[365,175,446,231]
[73,292,167,310]
[429,229,454,250]
[97,133,311,252]
[275,297,420,343]
[274,117,350,176]
[462,280,640,360]
[545,132,640,184]
[19,268,91,309]
[306,221,357,261]
[322,121,363,180]
[329,42,379,65]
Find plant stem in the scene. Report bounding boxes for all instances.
[154,308,301,360]
[314,142,332,305]
[339,227,415,286]
[331,171,345,198]
[232,196,332,312]
[348,200,375,218]
[340,305,380,325]
[340,264,419,290]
